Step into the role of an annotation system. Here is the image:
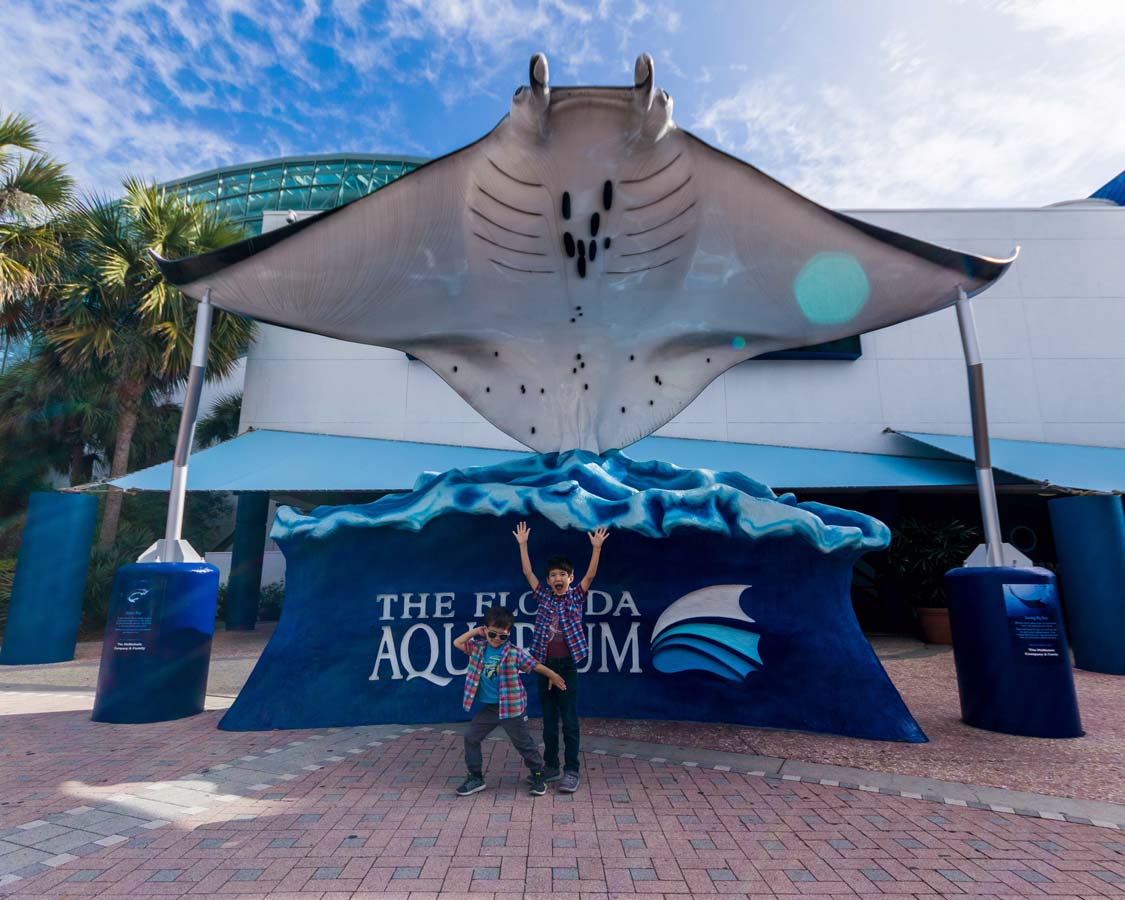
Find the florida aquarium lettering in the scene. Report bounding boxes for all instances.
[368,589,644,686]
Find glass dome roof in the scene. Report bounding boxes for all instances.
[162,153,428,235]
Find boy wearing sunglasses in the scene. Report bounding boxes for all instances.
[453,605,566,797]
[514,520,609,794]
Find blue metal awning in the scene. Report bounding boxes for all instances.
[896,431,1125,494]
[106,429,999,493]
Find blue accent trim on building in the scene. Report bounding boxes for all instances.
[755,335,863,361]
[104,429,1009,493]
[897,431,1125,493]
[1091,169,1125,206]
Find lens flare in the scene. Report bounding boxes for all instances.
[794,252,870,325]
[730,336,746,350]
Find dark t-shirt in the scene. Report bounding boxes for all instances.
[545,604,570,658]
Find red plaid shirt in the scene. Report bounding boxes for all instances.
[528,583,589,663]
[461,637,537,718]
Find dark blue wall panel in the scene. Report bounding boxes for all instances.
[1049,495,1125,675]
[1,492,98,665]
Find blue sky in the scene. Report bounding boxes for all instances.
[3,0,1124,207]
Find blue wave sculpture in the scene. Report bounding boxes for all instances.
[273,449,889,555]
[226,451,925,741]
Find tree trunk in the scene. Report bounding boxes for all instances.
[1,335,9,375]
[68,442,86,487]
[98,379,144,550]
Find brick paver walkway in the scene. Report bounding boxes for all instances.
[1,693,1124,898]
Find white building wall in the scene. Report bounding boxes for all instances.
[239,205,1125,456]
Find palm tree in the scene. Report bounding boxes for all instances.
[0,353,111,489]
[50,178,253,548]
[195,391,243,449]
[0,111,73,372]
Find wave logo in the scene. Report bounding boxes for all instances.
[650,585,763,682]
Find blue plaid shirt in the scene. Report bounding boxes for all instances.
[528,583,589,663]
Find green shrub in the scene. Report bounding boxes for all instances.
[214,581,228,620]
[258,582,285,621]
[884,517,981,609]
[0,558,16,633]
[213,580,284,624]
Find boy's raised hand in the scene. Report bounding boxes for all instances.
[513,521,531,544]
[588,525,609,547]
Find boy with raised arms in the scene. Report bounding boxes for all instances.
[514,520,609,794]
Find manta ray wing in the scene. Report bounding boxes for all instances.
[154,141,496,344]
[154,54,1016,454]
[676,130,1015,343]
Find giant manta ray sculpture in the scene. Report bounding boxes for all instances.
[156,53,1015,453]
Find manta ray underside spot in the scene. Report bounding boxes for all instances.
[153,52,1017,454]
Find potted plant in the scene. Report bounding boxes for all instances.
[884,517,981,644]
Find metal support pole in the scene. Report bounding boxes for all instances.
[955,286,1004,567]
[139,289,213,564]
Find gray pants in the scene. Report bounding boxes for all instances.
[464,704,544,775]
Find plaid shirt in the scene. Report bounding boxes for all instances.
[461,637,537,718]
[528,583,589,663]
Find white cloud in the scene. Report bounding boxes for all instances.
[6,0,1120,209]
[0,0,683,193]
[995,0,1125,43]
[0,0,331,191]
[690,6,1125,206]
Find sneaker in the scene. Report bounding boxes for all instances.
[456,774,486,796]
[528,771,547,796]
[526,766,560,784]
[558,771,580,793]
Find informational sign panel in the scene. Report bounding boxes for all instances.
[1003,583,1063,662]
[109,577,163,654]
[221,513,925,742]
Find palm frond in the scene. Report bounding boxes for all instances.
[1,154,73,215]
[196,391,243,448]
[0,254,36,305]
[0,112,40,153]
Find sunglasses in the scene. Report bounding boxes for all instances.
[486,630,510,641]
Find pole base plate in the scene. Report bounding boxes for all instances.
[138,539,204,564]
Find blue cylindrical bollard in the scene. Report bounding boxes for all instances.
[92,562,219,723]
[945,566,1082,738]
[1048,494,1125,675]
[1,492,99,665]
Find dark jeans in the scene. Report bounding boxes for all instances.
[463,704,544,775]
[538,655,580,773]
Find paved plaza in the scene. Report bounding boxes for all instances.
[0,632,1123,899]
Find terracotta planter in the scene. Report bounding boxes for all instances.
[917,607,953,645]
